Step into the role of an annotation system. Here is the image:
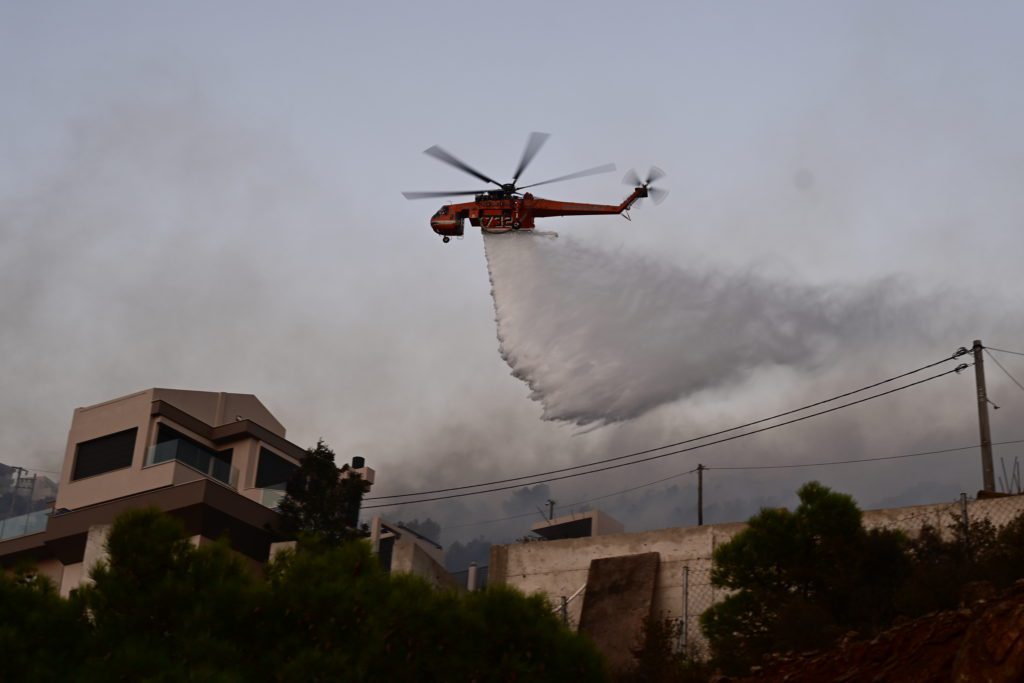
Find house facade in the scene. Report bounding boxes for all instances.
[0,388,373,595]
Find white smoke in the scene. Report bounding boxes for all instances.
[484,231,949,427]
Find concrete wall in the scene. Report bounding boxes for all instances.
[57,390,158,510]
[490,495,1024,651]
[59,562,82,598]
[81,524,111,580]
[34,557,64,588]
[391,536,459,590]
[491,522,744,633]
[152,389,286,437]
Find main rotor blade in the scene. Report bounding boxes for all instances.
[423,145,502,187]
[402,190,484,200]
[518,163,617,190]
[512,132,550,183]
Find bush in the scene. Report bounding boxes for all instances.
[701,482,911,675]
[2,507,607,682]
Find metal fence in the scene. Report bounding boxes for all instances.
[864,492,1024,540]
[674,562,715,659]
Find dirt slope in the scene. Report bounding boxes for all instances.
[733,581,1024,683]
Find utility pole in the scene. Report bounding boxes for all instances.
[546,499,556,521]
[6,466,24,519]
[973,340,995,492]
[697,464,704,526]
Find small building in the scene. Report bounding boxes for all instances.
[0,388,374,595]
[0,465,58,539]
[530,509,624,541]
[370,518,458,590]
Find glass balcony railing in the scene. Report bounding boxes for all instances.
[0,509,50,541]
[146,439,239,488]
[260,484,287,510]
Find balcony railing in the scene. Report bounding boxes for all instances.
[0,509,50,541]
[146,439,239,488]
[260,484,287,510]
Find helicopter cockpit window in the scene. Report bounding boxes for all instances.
[434,206,449,216]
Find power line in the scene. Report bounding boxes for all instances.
[367,350,968,501]
[445,439,1024,531]
[447,467,700,530]
[706,439,1024,470]
[364,365,966,510]
[988,346,1024,358]
[985,349,1024,394]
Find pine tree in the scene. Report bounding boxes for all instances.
[277,439,370,545]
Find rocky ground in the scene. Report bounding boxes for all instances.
[730,580,1024,682]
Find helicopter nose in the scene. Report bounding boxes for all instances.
[430,213,464,238]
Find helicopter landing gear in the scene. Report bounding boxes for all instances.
[442,236,451,243]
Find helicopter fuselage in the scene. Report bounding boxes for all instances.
[430,187,648,241]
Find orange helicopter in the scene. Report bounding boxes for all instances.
[403,133,668,243]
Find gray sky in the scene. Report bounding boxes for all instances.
[2,1,1023,547]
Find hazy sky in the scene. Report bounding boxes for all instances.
[2,2,1023,548]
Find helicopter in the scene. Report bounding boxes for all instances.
[402,132,668,243]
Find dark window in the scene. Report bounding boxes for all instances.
[72,428,137,480]
[216,448,233,466]
[256,448,299,488]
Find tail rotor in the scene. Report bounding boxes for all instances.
[623,166,669,206]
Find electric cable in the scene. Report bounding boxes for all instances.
[364,365,966,510]
[367,349,968,501]
[988,347,1024,357]
[450,466,704,532]
[705,439,1024,470]
[445,439,1024,530]
[985,349,1024,394]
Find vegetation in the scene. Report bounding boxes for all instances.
[0,563,87,681]
[899,508,1024,615]
[0,507,607,681]
[701,482,910,674]
[621,616,713,683]
[277,438,370,545]
[698,482,1024,678]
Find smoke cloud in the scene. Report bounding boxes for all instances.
[485,232,946,426]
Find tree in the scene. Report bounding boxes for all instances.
[74,508,261,681]
[255,524,610,681]
[701,482,910,675]
[0,564,88,681]
[899,510,1024,616]
[277,438,370,545]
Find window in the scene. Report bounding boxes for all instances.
[150,424,236,486]
[255,448,299,488]
[156,425,232,466]
[72,428,137,480]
